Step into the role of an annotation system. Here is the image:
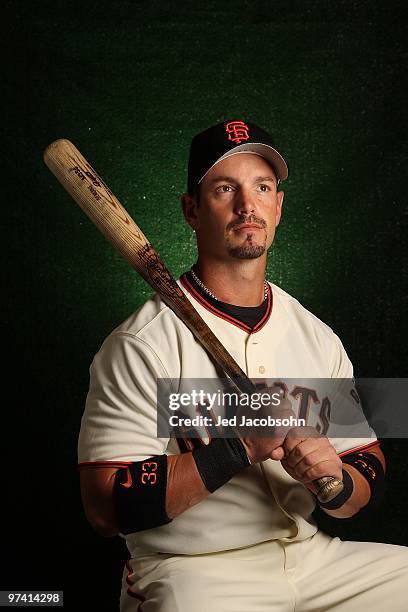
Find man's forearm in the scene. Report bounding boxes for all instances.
[320,448,386,519]
[166,437,252,518]
[166,453,211,518]
[113,439,251,534]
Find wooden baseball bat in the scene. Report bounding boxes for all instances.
[43,138,343,503]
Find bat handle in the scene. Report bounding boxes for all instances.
[315,476,344,504]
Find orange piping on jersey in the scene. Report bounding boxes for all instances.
[180,274,252,331]
[125,559,146,606]
[180,273,272,334]
[77,460,133,470]
[252,285,273,332]
[338,440,380,458]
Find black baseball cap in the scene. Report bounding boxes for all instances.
[187,119,288,195]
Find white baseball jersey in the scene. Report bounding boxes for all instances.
[78,278,378,557]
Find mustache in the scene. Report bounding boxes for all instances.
[227,215,267,231]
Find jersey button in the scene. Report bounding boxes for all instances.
[258,365,266,374]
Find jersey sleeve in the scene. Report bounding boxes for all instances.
[78,331,170,467]
[327,332,379,456]
[328,332,354,378]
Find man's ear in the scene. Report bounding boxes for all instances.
[181,192,199,231]
[275,190,284,226]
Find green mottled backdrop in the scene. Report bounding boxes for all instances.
[3,1,408,610]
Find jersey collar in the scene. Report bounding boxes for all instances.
[179,272,273,334]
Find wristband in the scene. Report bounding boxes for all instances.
[341,450,385,514]
[318,468,354,510]
[113,455,172,534]
[192,437,251,493]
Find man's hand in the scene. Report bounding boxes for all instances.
[271,427,343,494]
[239,386,297,463]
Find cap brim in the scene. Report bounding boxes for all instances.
[199,143,288,185]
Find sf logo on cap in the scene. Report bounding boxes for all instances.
[225,120,250,144]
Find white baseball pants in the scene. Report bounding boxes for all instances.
[120,530,408,611]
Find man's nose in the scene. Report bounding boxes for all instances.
[234,188,256,215]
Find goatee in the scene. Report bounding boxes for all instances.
[227,243,266,259]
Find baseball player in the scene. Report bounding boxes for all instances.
[78,120,408,611]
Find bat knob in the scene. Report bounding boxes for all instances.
[315,476,344,504]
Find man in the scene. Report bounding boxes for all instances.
[78,120,408,611]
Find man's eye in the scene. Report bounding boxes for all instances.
[258,184,271,192]
[216,184,234,193]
